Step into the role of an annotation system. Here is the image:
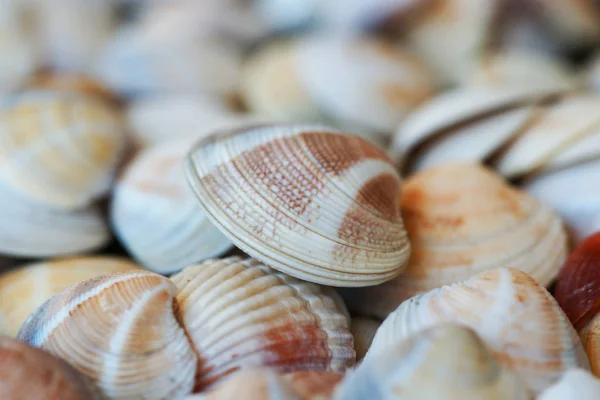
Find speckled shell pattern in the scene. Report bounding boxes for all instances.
[185,125,410,287]
[367,268,589,393]
[111,139,232,274]
[342,164,568,319]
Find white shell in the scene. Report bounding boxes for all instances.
[539,369,600,400]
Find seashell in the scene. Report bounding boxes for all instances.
[0,90,126,210]
[18,270,198,400]
[185,125,411,286]
[349,317,380,361]
[0,256,139,336]
[25,71,118,104]
[284,371,344,399]
[0,336,105,400]
[341,163,568,318]
[538,369,600,400]
[111,138,232,274]
[367,267,589,392]
[336,324,532,400]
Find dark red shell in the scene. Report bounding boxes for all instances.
[554,232,600,330]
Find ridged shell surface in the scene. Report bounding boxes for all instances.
[342,164,567,318]
[185,125,410,286]
[0,257,139,336]
[17,270,197,400]
[111,139,232,274]
[539,369,600,400]
[171,257,355,390]
[368,268,589,393]
[337,324,532,400]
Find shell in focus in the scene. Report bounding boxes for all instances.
[111,139,232,274]
[367,268,589,392]
[336,324,532,400]
[17,270,197,400]
[538,369,600,400]
[342,163,568,318]
[185,125,411,286]
[0,336,105,400]
[171,257,355,390]
[349,317,380,361]
[0,257,139,336]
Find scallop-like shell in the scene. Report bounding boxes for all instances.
[0,91,126,210]
[349,317,380,361]
[185,125,411,286]
[337,324,532,400]
[368,268,589,392]
[0,336,105,400]
[111,139,232,274]
[342,164,567,318]
[0,257,139,336]
[17,270,198,400]
[171,257,355,390]
[539,369,600,400]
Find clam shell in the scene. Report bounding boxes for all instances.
[0,257,139,336]
[111,139,232,274]
[367,268,589,392]
[342,164,568,318]
[349,317,380,361]
[17,270,198,400]
[0,91,126,210]
[337,324,532,400]
[0,336,105,400]
[539,369,600,400]
[185,125,411,286]
[171,257,355,390]
[543,128,600,171]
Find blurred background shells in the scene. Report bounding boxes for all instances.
[538,369,600,400]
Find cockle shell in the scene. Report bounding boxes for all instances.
[367,268,589,392]
[336,324,532,400]
[349,317,380,361]
[0,257,139,336]
[185,125,411,286]
[111,139,232,274]
[0,90,126,210]
[538,369,600,400]
[0,336,105,400]
[342,164,568,318]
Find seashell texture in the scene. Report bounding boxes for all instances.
[111,139,232,274]
[367,268,589,393]
[0,336,105,400]
[185,125,411,286]
[342,163,568,318]
[284,371,344,399]
[538,369,600,400]
[0,257,139,336]
[337,324,532,400]
[349,317,380,361]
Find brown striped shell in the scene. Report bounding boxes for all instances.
[185,125,411,287]
[0,336,105,400]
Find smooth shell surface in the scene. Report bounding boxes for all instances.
[349,317,380,361]
[185,125,410,286]
[337,324,532,400]
[284,371,343,399]
[368,268,589,392]
[111,139,232,274]
[538,369,600,400]
[343,164,568,318]
[171,257,355,390]
[0,257,139,336]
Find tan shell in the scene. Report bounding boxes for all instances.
[111,139,232,274]
[578,312,600,377]
[25,72,117,104]
[185,125,411,286]
[337,324,532,400]
[284,371,344,399]
[367,268,589,393]
[539,369,600,400]
[349,317,380,361]
[0,257,139,336]
[342,164,567,318]
[0,336,105,400]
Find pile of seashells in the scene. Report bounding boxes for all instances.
[3,0,600,399]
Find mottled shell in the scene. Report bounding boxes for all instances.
[342,164,567,318]
[0,257,139,336]
[368,268,589,393]
[185,125,411,286]
[284,371,344,399]
[171,257,355,390]
[539,369,600,400]
[349,317,380,361]
[17,270,197,400]
[111,139,232,274]
[0,91,126,210]
[337,324,532,400]
[0,336,105,400]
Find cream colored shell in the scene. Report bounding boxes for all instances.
[185,125,411,286]
[538,369,600,400]
[368,268,589,393]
